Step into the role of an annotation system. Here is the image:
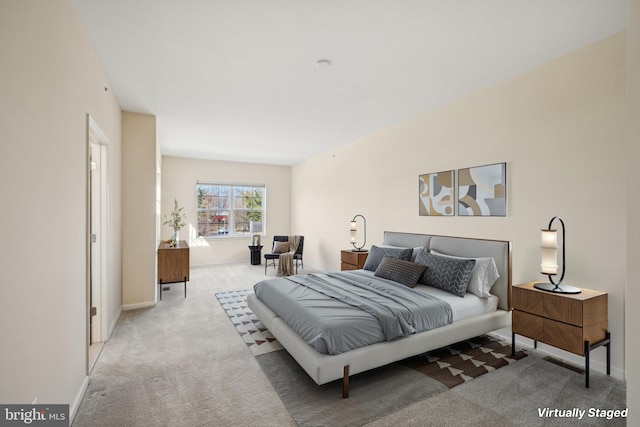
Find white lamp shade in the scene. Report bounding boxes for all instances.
[249,221,262,233]
[350,230,357,243]
[350,221,357,231]
[541,229,558,274]
[541,229,558,248]
[541,247,558,274]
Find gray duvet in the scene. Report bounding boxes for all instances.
[253,271,453,355]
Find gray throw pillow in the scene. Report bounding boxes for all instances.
[414,251,476,297]
[374,256,427,288]
[272,241,290,253]
[363,245,413,271]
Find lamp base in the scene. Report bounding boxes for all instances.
[351,248,367,252]
[533,282,581,294]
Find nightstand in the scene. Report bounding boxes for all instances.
[340,250,368,271]
[511,281,610,387]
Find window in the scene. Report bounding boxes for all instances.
[196,183,264,238]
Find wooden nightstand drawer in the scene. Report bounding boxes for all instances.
[513,309,584,354]
[513,287,543,317]
[341,250,358,264]
[341,262,358,271]
[340,250,368,270]
[512,310,543,341]
[543,317,585,355]
[543,293,583,326]
[513,285,584,326]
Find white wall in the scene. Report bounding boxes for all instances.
[161,156,291,265]
[0,0,122,415]
[292,34,627,377]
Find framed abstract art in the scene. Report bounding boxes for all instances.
[457,162,506,216]
[419,170,455,216]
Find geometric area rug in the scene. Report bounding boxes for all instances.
[215,289,283,356]
[216,290,283,356]
[399,333,528,388]
[215,289,527,387]
[216,290,528,426]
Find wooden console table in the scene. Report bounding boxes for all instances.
[157,240,189,300]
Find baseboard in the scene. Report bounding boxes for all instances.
[492,330,624,380]
[191,261,247,267]
[70,375,89,425]
[122,301,156,311]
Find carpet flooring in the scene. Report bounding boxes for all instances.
[73,263,627,427]
[216,290,528,426]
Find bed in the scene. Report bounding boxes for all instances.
[247,231,512,398]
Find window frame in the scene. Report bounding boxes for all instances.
[196,182,266,239]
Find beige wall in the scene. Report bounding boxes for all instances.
[122,112,158,308]
[0,0,122,416]
[0,0,634,420]
[293,34,627,377]
[626,0,639,421]
[161,156,291,265]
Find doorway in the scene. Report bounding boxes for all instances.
[87,115,108,372]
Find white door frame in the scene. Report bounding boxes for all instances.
[86,115,108,368]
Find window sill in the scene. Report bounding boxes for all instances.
[200,234,263,241]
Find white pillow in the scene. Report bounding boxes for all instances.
[429,250,499,298]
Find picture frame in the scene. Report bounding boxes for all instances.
[419,170,455,216]
[457,162,506,216]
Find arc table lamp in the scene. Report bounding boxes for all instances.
[535,216,581,294]
[350,214,367,252]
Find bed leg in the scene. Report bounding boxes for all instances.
[342,365,350,399]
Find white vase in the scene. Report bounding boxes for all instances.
[172,229,179,243]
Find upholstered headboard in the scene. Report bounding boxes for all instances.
[382,231,512,311]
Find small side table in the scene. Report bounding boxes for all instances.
[249,245,263,265]
[511,281,610,388]
[340,249,368,270]
[157,240,189,300]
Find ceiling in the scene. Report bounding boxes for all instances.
[74,1,627,166]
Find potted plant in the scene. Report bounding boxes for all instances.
[163,198,186,246]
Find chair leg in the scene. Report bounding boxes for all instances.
[265,259,277,274]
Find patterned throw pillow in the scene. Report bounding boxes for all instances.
[414,251,476,297]
[374,256,427,288]
[363,245,413,271]
[430,250,499,298]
